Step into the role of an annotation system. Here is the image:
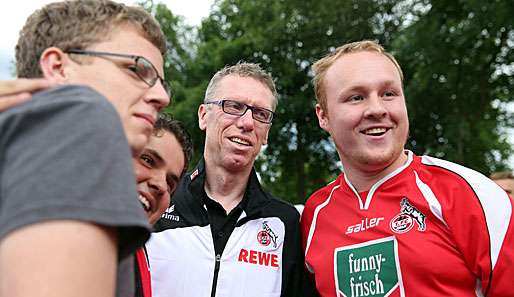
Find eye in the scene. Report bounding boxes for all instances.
[140,154,154,167]
[136,61,154,81]
[383,90,398,100]
[224,100,246,113]
[127,65,139,74]
[347,94,364,102]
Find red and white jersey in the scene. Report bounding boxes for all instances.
[301,151,514,297]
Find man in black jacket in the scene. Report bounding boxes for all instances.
[147,62,305,297]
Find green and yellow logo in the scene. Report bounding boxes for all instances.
[334,236,403,297]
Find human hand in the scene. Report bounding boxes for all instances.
[0,79,55,112]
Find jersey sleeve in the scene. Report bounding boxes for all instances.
[426,162,513,296]
[0,85,150,258]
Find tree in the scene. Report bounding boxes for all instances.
[148,0,513,204]
[394,0,514,173]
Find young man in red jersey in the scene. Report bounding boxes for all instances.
[301,40,514,297]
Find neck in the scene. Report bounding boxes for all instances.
[204,161,252,213]
[344,151,408,192]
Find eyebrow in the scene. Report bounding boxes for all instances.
[145,148,165,165]
[337,80,401,99]
[145,148,180,189]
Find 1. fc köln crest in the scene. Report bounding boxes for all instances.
[389,198,426,234]
[257,221,279,248]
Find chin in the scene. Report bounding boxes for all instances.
[223,156,253,171]
[362,148,403,166]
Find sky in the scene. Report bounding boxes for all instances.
[0,0,214,79]
[1,1,513,169]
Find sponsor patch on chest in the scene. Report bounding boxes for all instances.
[238,249,279,267]
[334,236,403,297]
[345,217,384,234]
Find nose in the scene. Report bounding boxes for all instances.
[236,108,255,131]
[363,93,387,119]
[146,80,171,112]
[148,172,168,196]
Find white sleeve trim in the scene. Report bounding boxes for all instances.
[414,171,447,227]
[421,155,512,269]
[305,185,340,257]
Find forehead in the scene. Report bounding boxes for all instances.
[88,25,164,76]
[147,132,185,176]
[324,51,402,90]
[216,75,274,109]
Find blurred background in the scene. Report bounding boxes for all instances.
[2,0,513,204]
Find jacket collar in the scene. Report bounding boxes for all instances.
[185,157,271,218]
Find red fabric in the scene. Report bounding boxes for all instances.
[135,248,152,297]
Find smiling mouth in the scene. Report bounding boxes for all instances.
[138,194,151,212]
[229,137,251,146]
[362,127,388,136]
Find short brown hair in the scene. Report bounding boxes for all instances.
[312,40,404,111]
[490,171,514,180]
[204,62,278,110]
[154,113,193,177]
[16,0,166,78]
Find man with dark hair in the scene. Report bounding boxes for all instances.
[0,1,169,296]
[133,113,192,297]
[301,40,514,296]
[146,63,305,297]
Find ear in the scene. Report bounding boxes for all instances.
[39,47,70,83]
[315,103,330,132]
[262,123,271,145]
[198,104,208,131]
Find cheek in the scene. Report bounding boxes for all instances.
[133,164,149,183]
[157,193,171,211]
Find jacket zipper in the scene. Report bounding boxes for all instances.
[210,254,221,297]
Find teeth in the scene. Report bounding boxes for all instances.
[230,137,250,146]
[138,194,150,211]
[364,127,387,135]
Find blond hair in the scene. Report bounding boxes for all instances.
[312,40,403,111]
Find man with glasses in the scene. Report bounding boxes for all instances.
[146,63,305,297]
[1,1,169,297]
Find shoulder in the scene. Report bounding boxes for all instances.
[304,177,341,213]
[12,84,112,112]
[1,85,122,137]
[418,155,503,195]
[415,155,510,219]
[262,192,301,222]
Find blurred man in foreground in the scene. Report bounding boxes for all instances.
[0,1,169,296]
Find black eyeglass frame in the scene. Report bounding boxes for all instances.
[64,49,170,96]
[205,99,275,124]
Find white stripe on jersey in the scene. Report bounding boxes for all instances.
[421,155,512,269]
[304,184,340,260]
[414,171,447,226]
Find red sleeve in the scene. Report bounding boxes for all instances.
[432,169,513,296]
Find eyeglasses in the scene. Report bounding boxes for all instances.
[65,49,171,97]
[205,99,274,124]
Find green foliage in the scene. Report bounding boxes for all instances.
[147,0,513,203]
[394,0,514,173]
